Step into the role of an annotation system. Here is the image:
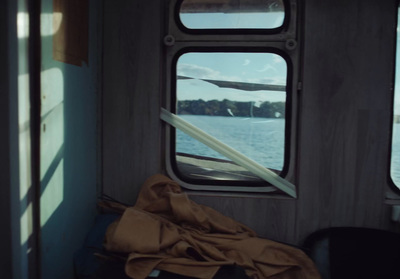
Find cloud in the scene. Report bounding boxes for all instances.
[273,56,284,64]
[243,59,251,66]
[178,63,286,87]
[177,79,286,103]
[178,63,244,82]
[257,64,278,73]
[247,76,286,86]
[177,64,220,79]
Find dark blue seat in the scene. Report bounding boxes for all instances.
[302,227,400,279]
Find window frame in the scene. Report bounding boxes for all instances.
[162,0,301,195]
[171,47,292,186]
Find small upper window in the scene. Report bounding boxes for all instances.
[179,0,285,30]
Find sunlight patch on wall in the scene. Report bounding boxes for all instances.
[18,71,33,254]
[20,203,33,245]
[40,96,64,176]
[18,73,30,128]
[40,67,64,227]
[17,13,29,39]
[17,12,63,38]
[41,68,64,116]
[40,160,64,226]
[18,73,31,201]
[41,12,63,37]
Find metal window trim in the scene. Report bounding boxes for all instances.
[163,0,300,196]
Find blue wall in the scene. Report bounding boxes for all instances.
[40,0,100,278]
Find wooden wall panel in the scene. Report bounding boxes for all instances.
[295,0,396,242]
[102,0,163,204]
[102,0,399,245]
[189,195,297,243]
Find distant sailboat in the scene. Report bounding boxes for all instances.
[227,108,234,117]
[250,100,263,118]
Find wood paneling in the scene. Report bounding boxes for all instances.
[102,0,399,245]
[189,195,297,243]
[295,0,396,242]
[102,0,163,204]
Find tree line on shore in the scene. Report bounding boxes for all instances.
[177,99,285,118]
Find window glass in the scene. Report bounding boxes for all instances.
[175,52,287,182]
[179,0,285,30]
[391,7,400,189]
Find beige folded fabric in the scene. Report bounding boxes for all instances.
[104,174,321,279]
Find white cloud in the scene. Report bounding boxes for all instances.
[177,79,286,102]
[177,64,220,79]
[177,63,286,88]
[257,64,278,73]
[273,56,284,64]
[178,63,244,82]
[243,59,251,66]
[247,76,286,86]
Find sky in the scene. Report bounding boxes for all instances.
[177,5,286,103]
[177,52,287,103]
[180,12,284,29]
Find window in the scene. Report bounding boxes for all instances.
[175,51,287,178]
[179,0,285,30]
[390,5,400,190]
[163,0,299,196]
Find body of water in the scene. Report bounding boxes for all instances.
[176,115,285,171]
[176,116,400,187]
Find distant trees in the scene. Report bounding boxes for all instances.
[177,99,285,118]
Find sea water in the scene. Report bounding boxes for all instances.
[176,115,400,187]
[176,115,285,171]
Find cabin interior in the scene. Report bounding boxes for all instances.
[2,0,400,278]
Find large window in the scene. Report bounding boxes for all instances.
[390,6,400,190]
[164,0,299,195]
[175,52,287,179]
